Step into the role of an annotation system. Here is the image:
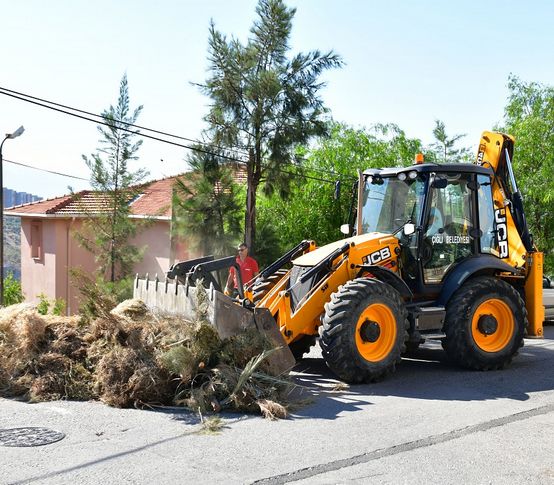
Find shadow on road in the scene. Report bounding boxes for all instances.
[289,326,554,419]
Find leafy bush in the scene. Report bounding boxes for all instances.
[52,299,66,316]
[36,293,67,316]
[102,277,134,303]
[3,273,24,307]
[36,293,50,315]
[71,269,134,323]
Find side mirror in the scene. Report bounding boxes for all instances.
[340,224,350,235]
[403,223,416,236]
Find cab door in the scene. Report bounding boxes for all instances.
[421,174,477,285]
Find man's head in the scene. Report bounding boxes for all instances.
[237,243,248,260]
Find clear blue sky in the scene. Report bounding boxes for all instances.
[1,0,553,199]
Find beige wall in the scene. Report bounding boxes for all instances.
[129,220,171,278]
[20,218,97,314]
[20,217,172,315]
[21,218,57,304]
[65,219,98,314]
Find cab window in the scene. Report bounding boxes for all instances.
[422,174,474,284]
[477,174,498,256]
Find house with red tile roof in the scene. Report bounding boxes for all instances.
[5,175,198,314]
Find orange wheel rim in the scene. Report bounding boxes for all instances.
[355,303,397,362]
[471,298,514,352]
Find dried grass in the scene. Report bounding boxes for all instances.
[0,304,48,357]
[198,415,224,435]
[257,399,288,420]
[0,297,294,418]
[94,346,171,408]
[111,299,149,320]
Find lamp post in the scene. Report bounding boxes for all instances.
[0,126,24,306]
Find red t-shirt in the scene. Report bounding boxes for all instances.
[230,256,259,287]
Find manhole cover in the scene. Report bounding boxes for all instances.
[0,427,65,447]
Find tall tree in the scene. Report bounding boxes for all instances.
[502,75,554,271]
[172,148,243,257]
[429,119,470,163]
[258,122,423,251]
[79,74,149,281]
[198,0,343,251]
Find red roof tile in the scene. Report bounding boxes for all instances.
[5,176,180,219]
[4,194,74,215]
[5,165,247,219]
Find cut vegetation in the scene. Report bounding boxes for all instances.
[0,294,294,419]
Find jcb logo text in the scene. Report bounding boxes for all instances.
[495,208,509,259]
[365,247,391,265]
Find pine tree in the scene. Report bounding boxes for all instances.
[430,119,470,163]
[198,0,342,251]
[173,148,242,257]
[79,74,149,281]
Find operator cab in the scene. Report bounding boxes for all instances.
[357,163,499,298]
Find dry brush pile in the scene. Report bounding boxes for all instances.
[0,296,293,419]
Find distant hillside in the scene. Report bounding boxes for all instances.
[4,217,21,280]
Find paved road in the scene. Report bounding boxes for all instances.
[2,326,554,485]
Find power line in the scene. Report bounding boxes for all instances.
[0,88,248,164]
[3,158,89,181]
[0,85,355,181]
[0,86,356,185]
[0,86,250,160]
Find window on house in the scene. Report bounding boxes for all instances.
[31,221,42,260]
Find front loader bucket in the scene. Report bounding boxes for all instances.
[187,285,296,375]
[135,275,295,375]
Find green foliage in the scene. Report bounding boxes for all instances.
[428,119,471,163]
[36,293,50,315]
[35,293,67,316]
[102,277,134,303]
[70,269,127,322]
[200,0,343,249]
[79,74,149,281]
[52,299,67,316]
[172,150,243,257]
[501,75,554,271]
[258,122,424,251]
[3,273,24,307]
[251,214,282,268]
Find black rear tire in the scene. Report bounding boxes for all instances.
[319,278,408,383]
[443,276,527,370]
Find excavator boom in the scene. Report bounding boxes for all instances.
[476,131,544,336]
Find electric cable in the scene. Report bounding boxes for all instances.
[0,88,248,163]
[0,86,250,159]
[3,158,89,181]
[0,86,354,185]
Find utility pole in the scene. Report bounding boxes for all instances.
[0,126,25,306]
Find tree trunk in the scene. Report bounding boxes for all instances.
[245,148,257,251]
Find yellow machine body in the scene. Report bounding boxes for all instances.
[476,131,544,336]
[252,233,400,344]
[247,130,544,347]
[170,130,545,382]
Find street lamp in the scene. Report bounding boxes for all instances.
[0,126,25,306]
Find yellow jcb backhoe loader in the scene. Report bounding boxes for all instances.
[168,131,544,383]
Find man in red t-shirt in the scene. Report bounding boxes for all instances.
[224,243,259,296]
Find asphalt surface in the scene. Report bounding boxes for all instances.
[2,326,554,485]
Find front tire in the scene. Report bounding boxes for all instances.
[319,278,408,383]
[443,276,527,370]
